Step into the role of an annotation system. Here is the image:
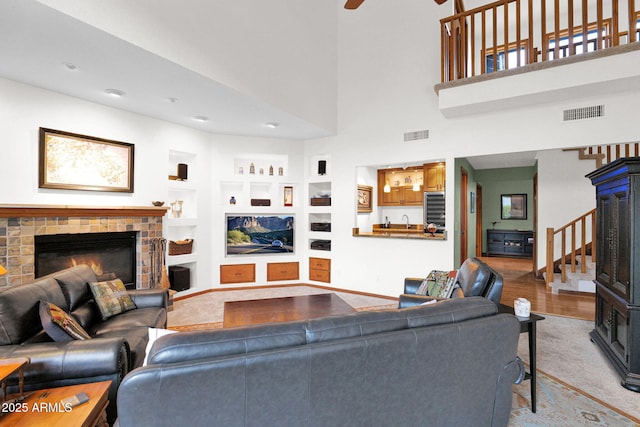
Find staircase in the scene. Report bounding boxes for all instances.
[543,142,639,291]
[564,142,640,169]
[544,209,596,292]
[547,255,596,295]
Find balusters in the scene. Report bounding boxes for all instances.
[439,0,640,82]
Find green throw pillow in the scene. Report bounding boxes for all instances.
[39,300,91,341]
[89,279,136,320]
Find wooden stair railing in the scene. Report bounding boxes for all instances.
[565,142,640,168]
[440,0,640,82]
[545,209,596,288]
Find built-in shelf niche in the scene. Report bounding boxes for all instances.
[233,154,288,177]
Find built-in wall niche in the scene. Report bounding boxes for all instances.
[221,181,244,207]
[309,181,331,201]
[221,154,296,209]
[220,181,297,209]
[233,154,288,177]
[168,150,197,219]
[309,155,331,177]
[166,149,199,291]
[309,213,331,232]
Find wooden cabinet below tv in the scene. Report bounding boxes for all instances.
[267,262,299,281]
[309,257,331,283]
[220,264,256,284]
[486,229,533,258]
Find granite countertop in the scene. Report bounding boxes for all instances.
[353,230,447,240]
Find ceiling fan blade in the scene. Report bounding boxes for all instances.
[344,0,366,9]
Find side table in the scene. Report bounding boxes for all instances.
[499,303,545,412]
[0,357,29,401]
[0,380,111,427]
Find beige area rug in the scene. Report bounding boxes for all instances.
[512,313,640,424]
[510,368,639,426]
[168,290,639,424]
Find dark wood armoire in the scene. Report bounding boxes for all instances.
[587,158,640,392]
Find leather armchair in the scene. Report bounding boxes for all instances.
[399,257,504,308]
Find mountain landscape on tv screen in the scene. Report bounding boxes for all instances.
[227,215,294,255]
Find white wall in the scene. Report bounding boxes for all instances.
[536,149,597,268]
[300,2,640,297]
[3,2,639,299]
[0,77,214,293]
[208,133,305,287]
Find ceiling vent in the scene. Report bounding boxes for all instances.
[563,105,605,121]
[404,130,429,142]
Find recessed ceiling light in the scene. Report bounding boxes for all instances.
[193,116,209,122]
[105,88,126,98]
[265,122,280,128]
[63,62,78,71]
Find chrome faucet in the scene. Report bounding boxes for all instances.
[402,214,409,229]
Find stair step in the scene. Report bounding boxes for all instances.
[548,257,595,294]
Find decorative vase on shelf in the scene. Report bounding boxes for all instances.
[249,163,255,174]
[170,200,183,218]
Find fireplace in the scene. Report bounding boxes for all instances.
[35,232,137,288]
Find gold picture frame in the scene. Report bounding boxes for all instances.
[39,128,135,193]
[357,185,373,213]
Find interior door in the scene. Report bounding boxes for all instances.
[460,168,468,264]
[476,184,483,256]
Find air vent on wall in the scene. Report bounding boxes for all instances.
[404,130,429,142]
[563,105,605,121]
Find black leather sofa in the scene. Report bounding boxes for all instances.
[116,297,523,427]
[0,265,168,424]
[398,257,504,308]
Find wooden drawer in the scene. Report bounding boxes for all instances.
[309,257,331,283]
[267,262,299,281]
[309,268,331,283]
[309,257,330,271]
[220,264,256,284]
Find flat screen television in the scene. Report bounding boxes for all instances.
[226,214,294,256]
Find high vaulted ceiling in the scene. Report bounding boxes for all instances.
[0,0,337,139]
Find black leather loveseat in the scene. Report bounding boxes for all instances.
[116,297,523,427]
[0,264,168,423]
[399,257,504,308]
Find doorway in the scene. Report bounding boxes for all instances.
[476,184,483,256]
[460,167,468,264]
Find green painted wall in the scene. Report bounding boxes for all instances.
[475,166,536,253]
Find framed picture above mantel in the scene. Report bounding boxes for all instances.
[39,127,135,193]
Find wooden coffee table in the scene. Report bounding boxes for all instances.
[0,380,111,427]
[224,293,356,327]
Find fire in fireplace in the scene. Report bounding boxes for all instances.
[35,232,137,288]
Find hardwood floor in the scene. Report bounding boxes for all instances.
[481,256,595,321]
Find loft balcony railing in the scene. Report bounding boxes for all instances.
[440,0,640,82]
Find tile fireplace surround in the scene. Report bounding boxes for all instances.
[0,205,168,289]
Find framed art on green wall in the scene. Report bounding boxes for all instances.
[501,194,527,219]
